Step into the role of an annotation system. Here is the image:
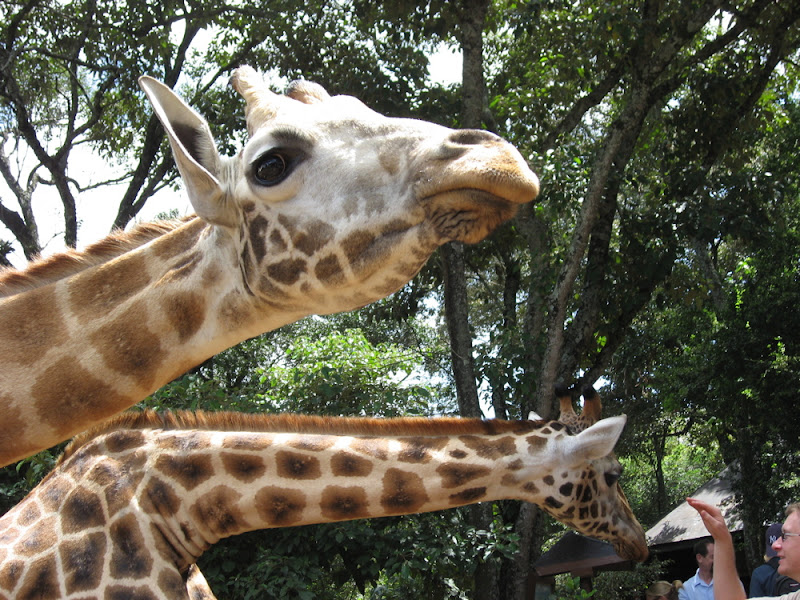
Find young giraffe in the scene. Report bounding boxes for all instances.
[555,383,603,433]
[0,410,648,599]
[0,66,539,467]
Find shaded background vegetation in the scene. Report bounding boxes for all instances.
[2,1,800,598]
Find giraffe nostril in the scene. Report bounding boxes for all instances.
[448,129,501,146]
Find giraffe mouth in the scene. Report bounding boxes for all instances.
[613,539,649,562]
[422,188,527,244]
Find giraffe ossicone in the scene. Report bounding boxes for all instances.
[0,410,647,599]
[0,66,539,467]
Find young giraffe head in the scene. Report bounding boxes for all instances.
[0,411,646,599]
[0,67,538,467]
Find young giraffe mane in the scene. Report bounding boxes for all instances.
[0,216,194,297]
[58,409,557,464]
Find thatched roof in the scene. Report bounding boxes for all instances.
[646,464,742,549]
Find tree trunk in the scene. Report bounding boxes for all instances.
[448,0,499,598]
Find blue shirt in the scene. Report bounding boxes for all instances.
[678,569,714,600]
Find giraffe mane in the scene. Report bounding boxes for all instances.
[59,409,557,464]
[0,216,196,297]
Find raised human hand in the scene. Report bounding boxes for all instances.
[687,497,733,543]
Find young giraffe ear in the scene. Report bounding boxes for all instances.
[562,415,627,464]
[139,76,237,228]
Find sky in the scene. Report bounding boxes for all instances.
[0,44,463,268]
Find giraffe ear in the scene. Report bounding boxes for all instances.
[562,415,626,464]
[139,76,237,228]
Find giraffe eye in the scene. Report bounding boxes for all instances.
[604,468,622,488]
[254,152,289,186]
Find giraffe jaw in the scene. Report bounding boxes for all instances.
[423,188,530,244]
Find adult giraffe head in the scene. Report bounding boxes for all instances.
[0,67,539,467]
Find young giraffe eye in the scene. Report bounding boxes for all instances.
[604,467,622,488]
[253,151,293,186]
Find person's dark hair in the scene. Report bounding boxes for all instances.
[694,537,713,557]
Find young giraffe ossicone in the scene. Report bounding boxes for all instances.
[0,409,648,599]
[0,66,539,467]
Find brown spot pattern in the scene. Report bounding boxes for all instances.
[104,430,146,455]
[398,437,447,463]
[269,229,287,252]
[526,435,548,452]
[351,438,389,461]
[320,485,370,520]
[449,487,487,505]
[221,452,266,482]
[161,292,206,342]
[275,450,321,480]
[140,477,181,517]
[190,486,249,538]
[291,219,335,256]
[0,557,23,592]
[156,432,212,452]
[158,568,186,597]
[155,454,214,491]
[61,486,105,534]
[0,401,33,458]
[255,487,307,526]
[32,360,128,438]
[459,435,517,459]
[105,584,160,599]
[381,468,429,513]
[60,533,106,593]
[88,300,165,385]
[109,514,152,579]
[0,287,66,366]
[68,253,150,320]
[436,463,491,489]
[330,452,373,477]
[314,254,345,284]
[248,215,269,263]
[289,436,335,452]
[341,230,376,265]
[267,258,307,285]
[221,435,272,451]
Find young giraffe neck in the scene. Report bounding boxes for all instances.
[0,411,647,599]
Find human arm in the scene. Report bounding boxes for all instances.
[686,497,746,600]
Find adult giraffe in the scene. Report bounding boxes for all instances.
[0,66,539,466]
[0,409,647,598]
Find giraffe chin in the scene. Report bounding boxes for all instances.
[614,538,650,562]
[425,189,522,244]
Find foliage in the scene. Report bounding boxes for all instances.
[2,1,800,598]
[553,576,594,600]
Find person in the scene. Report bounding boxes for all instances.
[751,523,784,596]
[678,538,716,600]
[646,580,683,600]
[687,497,800,600]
